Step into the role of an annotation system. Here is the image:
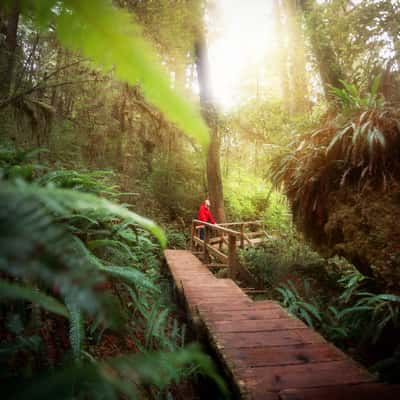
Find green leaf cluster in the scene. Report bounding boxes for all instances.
[0,144,225,398]
[11,0,208,146]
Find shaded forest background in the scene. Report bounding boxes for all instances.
[1,0,400,398]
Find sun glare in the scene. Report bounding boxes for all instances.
[207,0,275,111]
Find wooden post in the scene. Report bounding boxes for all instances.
[240,224,244,249]
[190,220,195,250]
[228,233,238,279]
[203,225,209,264]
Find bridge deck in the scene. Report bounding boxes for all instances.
[165,250,400,400]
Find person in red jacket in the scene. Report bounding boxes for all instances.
[197,199,215,240]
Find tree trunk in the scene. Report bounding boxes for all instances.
[284,0,309,113]
[273,0,290,110]
[300,0,345,98]
[194,34,225,223]
[1,0,20,97]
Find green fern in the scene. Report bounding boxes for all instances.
[2,182,166,247]
[0,280,69,318]
[65,296,85,362]
[99,265,159,293]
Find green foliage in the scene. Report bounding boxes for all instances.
[239,232,324,289]
[37,169,120,197]
[330,76,384,111]
[0,144,44,181]
[165,226,188,249]
[275,270,400,364]
[262,189,291,234]
[270,79,400,244]
[65,296,85,361]
[3,182,166,248]
[14,0,209,146]
[276,280,322,328]
[0,144,225,398]
[6,344,228,400]
[149,151,204,221]
[0,280,69,318]
[224,169,270,220]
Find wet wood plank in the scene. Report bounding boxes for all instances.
[164,250,396,400]
[240,360,375,393]
[214,329,325,349]
[207,318,306,333]
[202,308,290,321]
[278,383,400,400]
[222,343,346,368]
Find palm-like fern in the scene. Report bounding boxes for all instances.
[270,79,400,243]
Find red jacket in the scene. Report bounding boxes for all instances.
[197,203,216,224]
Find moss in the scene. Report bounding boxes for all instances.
[308,185,400,291]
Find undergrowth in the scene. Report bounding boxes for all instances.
[274,271,400,383]
[0,142,228,399]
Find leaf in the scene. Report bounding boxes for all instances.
[326,126,351,156]
[23,0,209,146]
[370,74,381,97]
[99,265,159,293]
[0,280,69,318]
[65,296,85,361]
[3,183,166,248]
[87,239,135,260]
[299,302,322,322]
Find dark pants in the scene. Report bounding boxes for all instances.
[199,227,204,240]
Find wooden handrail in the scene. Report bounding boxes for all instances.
[192,219,242,237]
[218,220,263,227]
[191,219,266,280]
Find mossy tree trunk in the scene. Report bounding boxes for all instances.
[300,0,345,98]
[194,32,225,223]
[0,0,20,97]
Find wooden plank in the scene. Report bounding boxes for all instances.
[196,300,254,312]
[202,308,290,321]
[223,343,347,368]
[250,238,264,245]
[198,301,282,313]
[165,250,391,400]
[205,242,228,263]
[209,236,223,244]
[207,263,228,268]
[207,317,307,333]
[246,231,265,238]
[240,360,375,393]
[214,329,325,349]
[278,383,400,400]
[186,295,251,307]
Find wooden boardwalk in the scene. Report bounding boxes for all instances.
[165,249,400,400]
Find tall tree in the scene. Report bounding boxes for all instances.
[283,0,309,113]
[194,31,225,223]
[0,0,20,96]
[300,0,345,98]
[272,0,290,111]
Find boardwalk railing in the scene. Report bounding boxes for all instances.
[190,219,265,278]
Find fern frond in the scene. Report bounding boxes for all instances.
[2,183,166,247]
[65,296,85,361]
[0,280,69,318]
[99,265,158,293]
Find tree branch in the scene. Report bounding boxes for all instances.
[0,79,106,110]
